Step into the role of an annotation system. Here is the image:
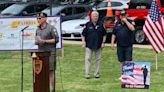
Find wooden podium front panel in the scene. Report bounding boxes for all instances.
[31,51,50,92]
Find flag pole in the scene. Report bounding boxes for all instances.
[155,53,158,70]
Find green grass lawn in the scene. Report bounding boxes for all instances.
[0,44,164,92]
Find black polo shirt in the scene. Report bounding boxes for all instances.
[112,19,134,47]
[82,21,106,50]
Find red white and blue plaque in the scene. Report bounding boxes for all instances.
[121,62,150,89]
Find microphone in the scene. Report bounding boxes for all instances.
[21,26,29,32]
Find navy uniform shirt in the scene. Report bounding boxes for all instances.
[82,21,106,50]
[112,19,134,47]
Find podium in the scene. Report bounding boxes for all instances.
[31,50,50,92]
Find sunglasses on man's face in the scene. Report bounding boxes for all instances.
[37,17,45,20]
[37,17,42,20]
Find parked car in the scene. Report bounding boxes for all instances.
[42,4,91,22]
[95,0,129,10]
[0,2,49,17]
[94,0,129,20]
[0,2,16,13]
[58,0,95,4]
[125,0,164,44]
[62,0,128,40]
[92,0,164,44]
[62,14,89,39]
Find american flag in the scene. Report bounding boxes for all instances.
[143,0,164,53]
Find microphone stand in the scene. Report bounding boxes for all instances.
[20,26,29,92]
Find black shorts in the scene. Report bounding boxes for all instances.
[117,46,133,62]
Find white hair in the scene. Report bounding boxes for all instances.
[91,11,99,16]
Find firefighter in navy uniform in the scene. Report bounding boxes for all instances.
[82,11,106,79]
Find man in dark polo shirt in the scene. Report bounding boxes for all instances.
[82,11,106,79]
[111,10,135,65]
[35,12,58,92]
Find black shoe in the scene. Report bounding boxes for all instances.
[85,75,90,79]
[86,77,90,79]
[95,75,100,79]
[95,76,100,79]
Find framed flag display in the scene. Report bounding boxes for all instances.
[121,62,151,89]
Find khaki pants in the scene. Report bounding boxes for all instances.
[85,48,102,77]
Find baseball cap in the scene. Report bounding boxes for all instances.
[37,12,47,18]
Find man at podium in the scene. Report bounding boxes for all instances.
[35,12,58,92]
